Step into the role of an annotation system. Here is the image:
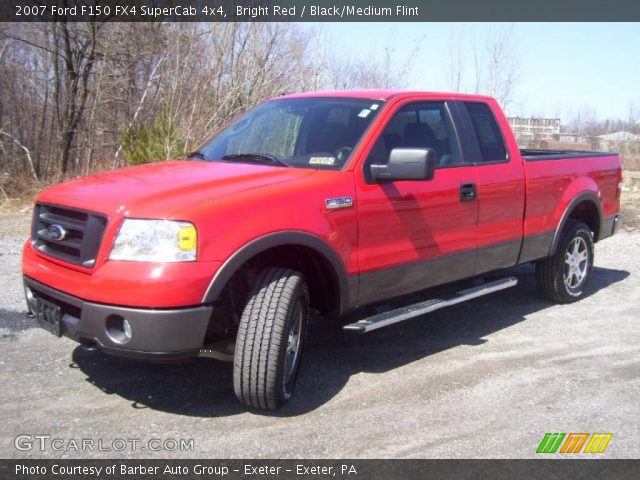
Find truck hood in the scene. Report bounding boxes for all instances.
[37,161,316,218]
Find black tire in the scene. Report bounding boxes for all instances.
[233,268,309,410]
[535,220,594,303]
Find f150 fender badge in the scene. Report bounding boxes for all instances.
[325,197,353,210]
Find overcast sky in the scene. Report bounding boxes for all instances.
[313,22,640,123]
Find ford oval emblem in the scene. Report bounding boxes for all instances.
[47,224,67,241]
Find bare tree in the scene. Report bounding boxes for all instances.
[568,105,599,135]
[5,21,106,176]
[53,21,104,175]
[482,26,520,110]
[446,28,465,92]
[628,102,640,134]
[323,43,414,90]
[112,52,166,168]
[442,25,520,110]
[0,128,37,180]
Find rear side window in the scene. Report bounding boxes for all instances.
[464,102,507,163]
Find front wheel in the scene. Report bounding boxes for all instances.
[233,268,309,410]
[535,220,594,303]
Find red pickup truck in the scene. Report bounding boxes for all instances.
[23,90,623,410]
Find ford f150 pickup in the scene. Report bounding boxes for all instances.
[22,90,623,410]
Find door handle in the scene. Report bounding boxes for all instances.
[460,183,477,202]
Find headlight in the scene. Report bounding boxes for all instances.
[110,219,197,262]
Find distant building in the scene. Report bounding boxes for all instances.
[595,131,640,150]
[507,118,640,169]
[508,117,561,145]
[556,133,593,144]
[595,131,640,169]
[596,131,640,142]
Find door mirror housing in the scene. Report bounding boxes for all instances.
[370,148,436,182]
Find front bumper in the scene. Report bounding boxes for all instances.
[24,276,212,362]
[22,240,221,308]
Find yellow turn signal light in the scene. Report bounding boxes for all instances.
[178,225,197,251]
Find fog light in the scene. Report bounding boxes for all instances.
[123,319,132,340]
[105,315,132,344]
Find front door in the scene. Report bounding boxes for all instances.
[355,99,479,306]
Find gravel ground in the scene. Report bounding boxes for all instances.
[0,212,639,459]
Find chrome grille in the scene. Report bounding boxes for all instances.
[31,204,107,268]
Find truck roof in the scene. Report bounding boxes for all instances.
[277,89,495,102]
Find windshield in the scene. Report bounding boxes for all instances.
[194,97,384,170]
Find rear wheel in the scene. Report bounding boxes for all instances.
[233,268,309,410]
[535,220,594,303]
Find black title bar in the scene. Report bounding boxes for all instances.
[2,0,640,22]
[2,459,640,480]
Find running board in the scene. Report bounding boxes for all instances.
[343,277,518,334]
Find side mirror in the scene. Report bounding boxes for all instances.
[370,148,436,182]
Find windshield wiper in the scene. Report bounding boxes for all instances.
[222,153,289,167]
[186,150,206,160]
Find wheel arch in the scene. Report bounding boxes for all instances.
[549,192,602,256]
[201,231,354,316]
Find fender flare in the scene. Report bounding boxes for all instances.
[549,192,602,256]
[201,231,352,314]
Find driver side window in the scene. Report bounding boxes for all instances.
[299,103,380,167]
[366,102,461,169]
[304,106,352,155]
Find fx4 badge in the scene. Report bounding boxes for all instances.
[325,197,353,210]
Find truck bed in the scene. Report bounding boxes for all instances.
[521,147,621,262]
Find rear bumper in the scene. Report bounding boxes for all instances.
[24,276,212,362]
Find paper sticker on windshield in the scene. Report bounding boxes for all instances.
[309,156,336,166]
[370,104,379,110]
[358,109,371,118]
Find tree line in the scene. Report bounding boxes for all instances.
[0,21,409,195]
[1,22,638,198]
